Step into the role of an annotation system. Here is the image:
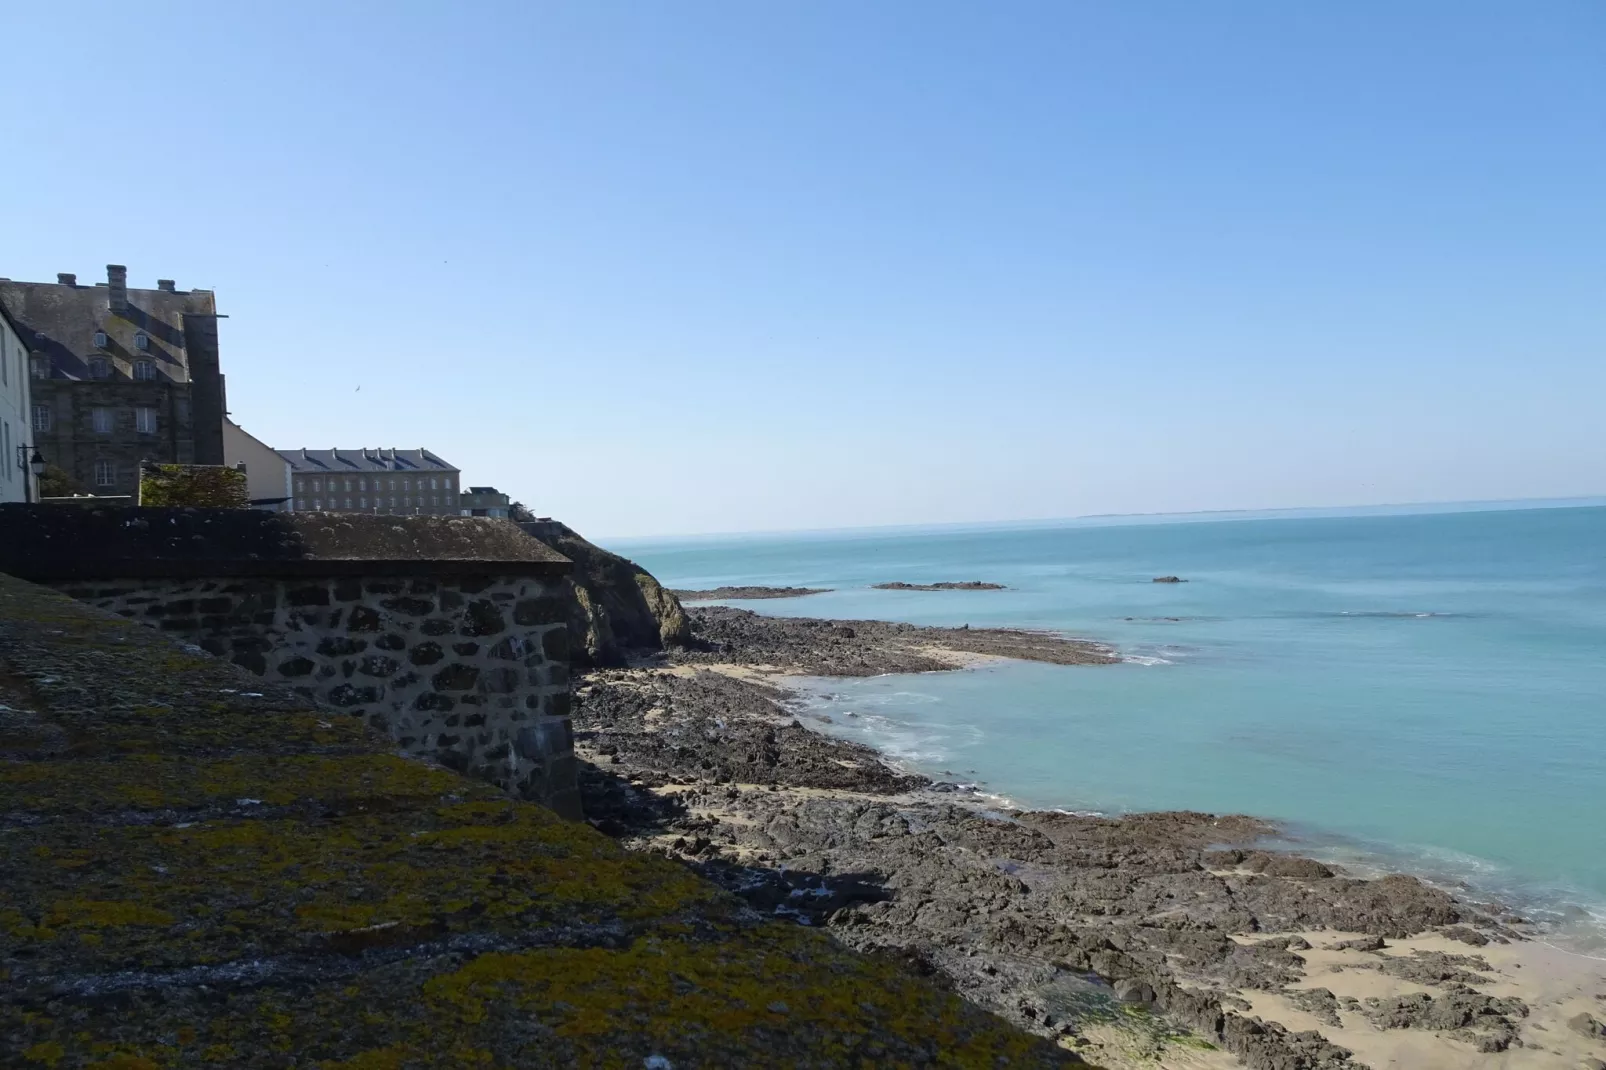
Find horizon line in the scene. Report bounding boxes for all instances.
[597,493,1606,544]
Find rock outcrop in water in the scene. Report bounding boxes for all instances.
[525,521,691,667]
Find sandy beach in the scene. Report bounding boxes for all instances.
[571,606,1606,1069]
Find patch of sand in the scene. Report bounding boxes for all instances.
[1233,930,1606,1069]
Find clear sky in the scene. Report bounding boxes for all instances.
[4,2,1602,537]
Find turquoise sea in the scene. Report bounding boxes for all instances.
[612,504,1606,953]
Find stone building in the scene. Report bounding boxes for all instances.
[460,485,512,517]
[0,265,226,498]
[278,447,461,514]
[0,301,38,502]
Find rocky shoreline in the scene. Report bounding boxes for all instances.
[872,581,1007,591]
[574,607,1606,1070]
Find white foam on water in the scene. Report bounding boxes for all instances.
[1120,654,1172,666]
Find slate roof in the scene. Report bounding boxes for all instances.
[277,447,459,474]
[0,274,215,383]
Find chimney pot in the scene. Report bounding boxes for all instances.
[57,273,77,286]
[157,279,176,292]
[106,265,128,311]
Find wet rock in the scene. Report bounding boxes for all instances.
[1571,1012,1606,1040]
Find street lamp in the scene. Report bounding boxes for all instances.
[16,446,44,504]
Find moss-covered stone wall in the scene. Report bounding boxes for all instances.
[0,572,1084,1068]
[52,573,580,819]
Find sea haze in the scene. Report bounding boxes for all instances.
[619,504,1606,953]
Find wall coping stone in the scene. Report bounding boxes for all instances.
[0,504,571,581]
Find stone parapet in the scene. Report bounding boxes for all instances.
[0,506,581,817]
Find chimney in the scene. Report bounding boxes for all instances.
[57,273,77,286]
[106,265,128,311]
[157,279,176,292]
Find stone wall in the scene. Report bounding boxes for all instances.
[56,570,580,818]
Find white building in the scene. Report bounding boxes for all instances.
[223,418,294,510]
[0,303,39,502]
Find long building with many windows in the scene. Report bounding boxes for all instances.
[277,447,460,514]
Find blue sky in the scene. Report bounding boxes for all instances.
[4,1,1601,537]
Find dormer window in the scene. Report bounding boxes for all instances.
[87,356,111,380]
[133,359,156,381]
[134,332,149,351]
[93,331,107,349]
[31,356,48,379]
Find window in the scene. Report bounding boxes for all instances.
[88,357,110,379]
[91,407,113,434]
[94,460,115,487]
[314,498,323,510]
[312,479,321,492]
[344,498,353,509]
[32,404,51,432]
[360,496,367,508]
[344,478,353,491]
[431,495,439,507]
[358,478,367,492]
[133,359,156,381]
[403,496,411,507]
[388,479,396,490]
[134,332,149,350]
[31,356,48,379]
[390,497,397,508]
[135,407,157,434]
[430,477,438,490]
[93,331,107,349]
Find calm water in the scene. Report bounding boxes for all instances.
[613,505,1606,950]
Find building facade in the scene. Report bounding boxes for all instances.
[278,448,461,514]
[0,266,226,498]
[223,418,293,509]
[459,485,511,518]
[0,303,38,502]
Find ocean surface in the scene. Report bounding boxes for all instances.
[611,504,1606,953]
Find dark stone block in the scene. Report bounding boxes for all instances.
[231,635,273,654]
[487,636,530,661]
[392,671,419,688]
[490,591,514,603]
[458,577,493,594]
[409,579,438,595]
[199,615,229,631]
[374,632,406,651]
[546,692,572,718]
[541,626,569,661]
[317,636,368,658]
[364,581,403,595]
[464,712,487,728]
[278,657,316,677]
[165,599,197,614]
[333,578,364,602]
[460,695,485,706]
[514,597,566,627]
[460,599,505,637]
[419,618,453,636]
[232,651,267,675]
[199,637,228,656]
[197,597,232,614]
[432,664,479,691]
[436,733,461,747]
[144,604,168,617]
[327,609,344,629]
[409,641,445,666]
[413,692,455,712]
[347,605,381,632]
[547,663,569,687]
[380,596,434,616]
[160,617,200,631]
[359,655,399,678]
[452,641,480,657]
[327,683,381,707]
[287,586,330,607]
[445,713,462,727]
[479,667,520,695]
[342,659,356,678]
[438,590,464,611]
[316,665,338,680]
[436,748,469,772]
[254,612,278,626]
